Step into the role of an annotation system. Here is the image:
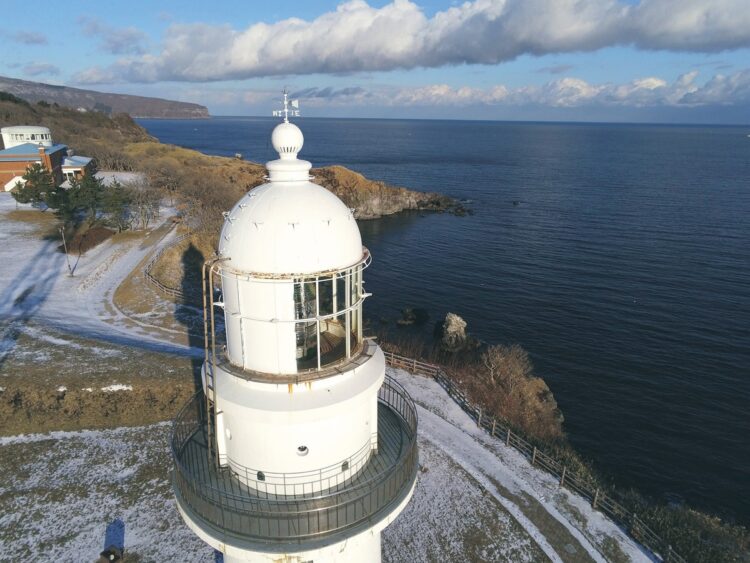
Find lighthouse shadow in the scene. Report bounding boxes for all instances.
[175,243,206,392]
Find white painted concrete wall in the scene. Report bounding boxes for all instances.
[214,348,385,494]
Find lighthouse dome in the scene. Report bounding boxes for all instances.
[218,181,362,274]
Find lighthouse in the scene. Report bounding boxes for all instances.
[171,94,418,562]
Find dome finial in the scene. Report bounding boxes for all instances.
[270,89,304,162]
[272,88,300,124]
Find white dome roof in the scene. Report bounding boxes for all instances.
[218,181,362,274]
[218,116,364,274]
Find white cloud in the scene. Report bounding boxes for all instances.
[293,69,750,108]
[23,62,61,77]
[78,16,148,55]
[73,0,750,84]
[12,31,48,45]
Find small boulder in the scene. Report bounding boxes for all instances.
[440,313,468,351]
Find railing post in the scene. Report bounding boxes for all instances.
[491,418,497,436]
[531,447,537,466]
[505,428,511,446]
[560,465,566,487]
[592,488,599,510]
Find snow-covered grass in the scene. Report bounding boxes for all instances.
[0,196,195,359]
[390,367,652,563]
[0,369,653,562]
[0,322,190,387]
[0,423,546,562]
[0,423,211,562]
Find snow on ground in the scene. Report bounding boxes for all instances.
[0,423,212,562]
[1,423,546,562]
[0,197,193,361]
[0,369,654,562]
[390,367,653,563]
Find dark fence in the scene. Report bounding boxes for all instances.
[383,350,686,563]
[171,375,418,543]
[143,230,193,299]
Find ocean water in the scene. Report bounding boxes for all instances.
[137,116,750,523]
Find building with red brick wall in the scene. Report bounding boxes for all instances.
[0,143,69,189]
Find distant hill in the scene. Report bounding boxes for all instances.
[0,75,209,119]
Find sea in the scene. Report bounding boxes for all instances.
[137,116,750,524]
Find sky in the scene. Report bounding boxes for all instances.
[2,0,750,123]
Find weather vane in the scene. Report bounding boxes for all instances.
[272,89,300,123]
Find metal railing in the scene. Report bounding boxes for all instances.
[383,350,686,563]
[171,375,418,543]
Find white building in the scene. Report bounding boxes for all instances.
[1,126,53,150]
[171,99,418,562]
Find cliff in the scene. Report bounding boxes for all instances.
[0,75,209,119]
[312,166,462,219]
[1,94,464,220]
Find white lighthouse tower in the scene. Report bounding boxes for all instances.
[171,94,418,563]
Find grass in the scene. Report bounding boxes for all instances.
[0,323,197,435]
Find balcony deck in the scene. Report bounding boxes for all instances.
[171,376,418,545]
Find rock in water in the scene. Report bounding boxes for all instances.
[441,313,468,351]
[397,307,430,326]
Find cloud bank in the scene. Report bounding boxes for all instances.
[12,31,48,46]
[23,63,61,77]
[74,0,750,84]
[284,69,750,109]
[78,17,148,55]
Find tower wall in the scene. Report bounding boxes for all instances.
[214,349,384,494]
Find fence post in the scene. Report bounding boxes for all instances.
[592,488,599,510]
[477,408,482,428]
[531,447,537,466]
[666,545,673,563]
[630,513,639,539]
[491,418,497,437]
[560,465,566,487]
[505,428,511,446]
[412,358,417,371]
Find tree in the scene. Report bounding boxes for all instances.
[128,180,161,229]
[481,344,532,393]
[10,163,55,208]
[67,173,106,225]
[102,180,134,232]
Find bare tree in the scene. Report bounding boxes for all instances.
[128,180,162,230]
[480,344,532,394]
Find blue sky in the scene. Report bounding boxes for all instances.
[2,0,750,123]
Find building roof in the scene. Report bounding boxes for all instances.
[3,176,25,192]
[95,171,146,186]
[62,155,93,168]
[61,170,147,190]
[1,126,51,134]
[0,143,68,161]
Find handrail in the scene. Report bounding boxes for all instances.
[382,350,686,563]
[171,375,418,542]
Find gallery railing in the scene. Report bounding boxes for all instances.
[382,350,687,563]
[171,375,418,543]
